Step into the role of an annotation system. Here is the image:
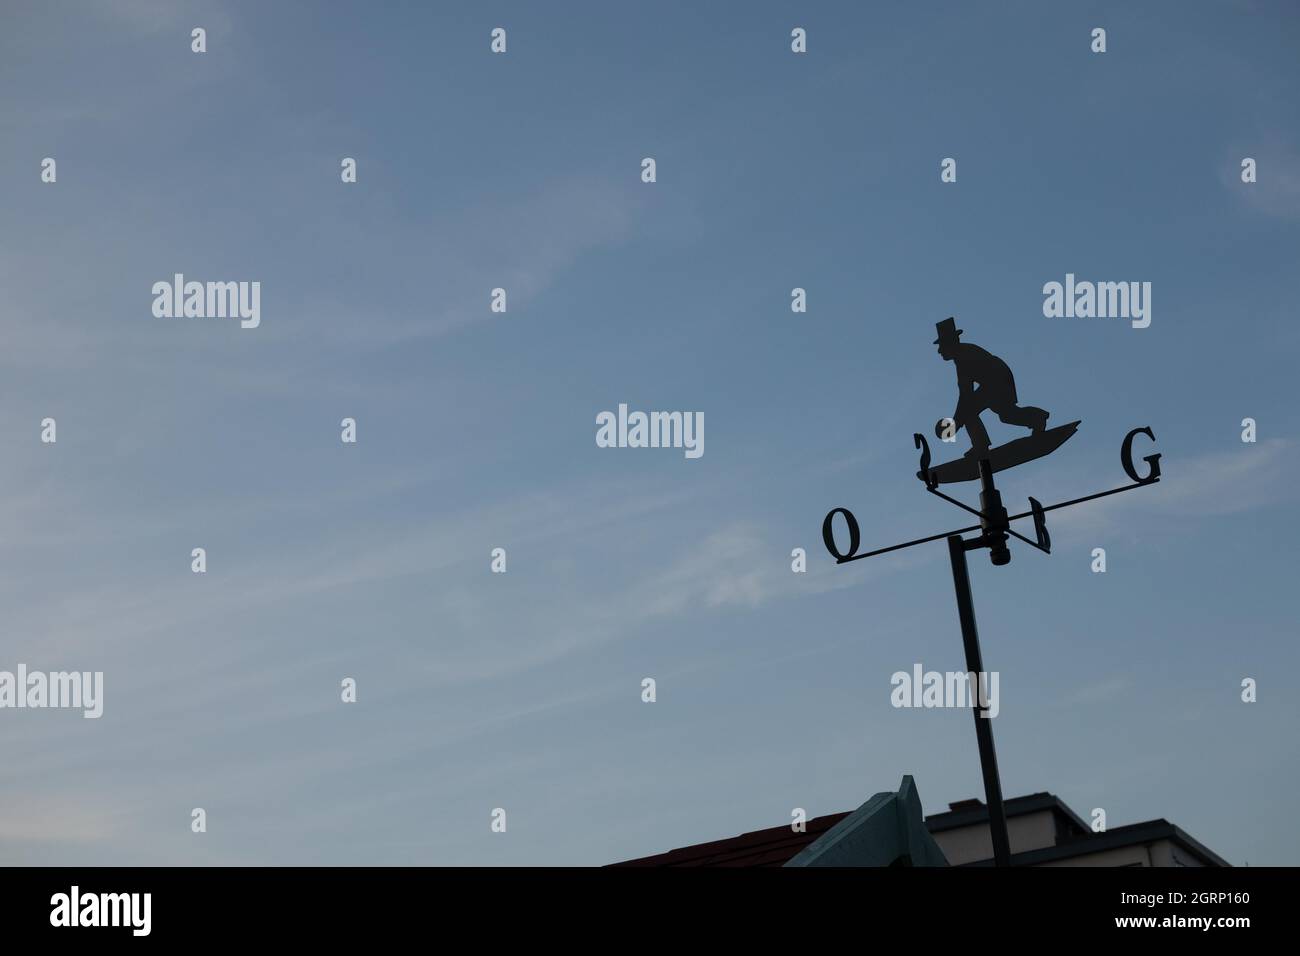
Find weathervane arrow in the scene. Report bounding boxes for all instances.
[821,319,1164,867]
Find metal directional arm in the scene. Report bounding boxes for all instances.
[830,521,985,562]
[825,475,1158,564]
[925,484,984,520]
[1004,478,1157,522]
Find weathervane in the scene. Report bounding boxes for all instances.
[822,318,1163,867]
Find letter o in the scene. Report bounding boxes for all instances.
[822,508,861,561]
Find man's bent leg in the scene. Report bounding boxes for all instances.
[994,403,1049,432]
[957,397,993,456]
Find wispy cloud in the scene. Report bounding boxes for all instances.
[1020,439,1293,542]
[1059,674,1134,707]
[283,174,646,350]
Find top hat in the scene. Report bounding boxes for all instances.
[933,317,963,344]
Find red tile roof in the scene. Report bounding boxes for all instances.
[607,812,851,867]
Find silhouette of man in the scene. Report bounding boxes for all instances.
[935,317,1049,458]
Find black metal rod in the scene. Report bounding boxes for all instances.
[1004,526,1046,552]
[1005,478,1157,521]
[947,534,1012,867]
[836,523,984,562]
[926,485,988,521]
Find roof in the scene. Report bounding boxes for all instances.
[610,790,1227,867]
[925,791,1091,837]
[960,819,1230,868]
[607,811,849,867]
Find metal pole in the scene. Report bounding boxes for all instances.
[977,459,1011,566]
[947,533,1012,867]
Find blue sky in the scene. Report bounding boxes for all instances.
[0,0,1297,865]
